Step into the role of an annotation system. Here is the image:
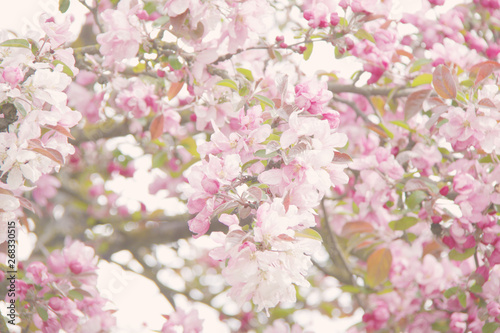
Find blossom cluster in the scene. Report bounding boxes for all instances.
[2,239,115,332]
[184,76,349,312]
[0,15,80,241]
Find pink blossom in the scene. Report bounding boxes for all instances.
[294,80,333,115]
[2,66,23,86]
[26,261,50,285]
[116,79,158,118]
[161,308,204,333]
[33,174,61,206]
[47,239,98,279]
[40,14,74,48]
[96,3,142,66]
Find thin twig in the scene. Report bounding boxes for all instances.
[320,198,365,309]
[332,95,373,124]
[79,0,104,33]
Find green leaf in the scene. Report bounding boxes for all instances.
[479,155,493,163]
[37,306,49,322]
[180,137,199,158]
[143,1,156,14]
[216,79,238,90]
[352,201,359,214]
[378,123,394,139]
[295,228,323,241]
[411,73,433,87]
[68,289,84,301]
[153,16,170,27]
[133,62,146,73]
[406,232,417,242]
[339,17,348,27]
[53,60,74,77]
[354,29,375,43]
[303,43,313,61]
[239,85,249,97]
[14,101,26,117]
[389,120,411,131]
[449,247,475,261]
[236,68,254,81]
[431,320,450,332]
[274,50,283,61]
[406,190,427,210]
[254,149,278,158]
[43,293,58,300]
[456,91,467,103]
[254,94,275,109]
[460,79,474,88]
[242,159,259,171]
[388,216,418,231]
[59,0,70,13]
[152,151,168,169]
[457,291,467,308]
[0,38,30,49]
[410,58,432,73]
[340,285,361,293]
[469,283,482,294]
[168,55,183,70]
[444,286,458,298]
[483,322,500,333]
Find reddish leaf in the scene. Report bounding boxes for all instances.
[19,214,30,231]
[366,248,392,288]
[45,124,75,140]
[404,89,431,121]
[283,192,291,213]
[396,49,413,60]
[422,240,442,258]
[403,178,429,192]
[470,60,500,86]
[167,81,184,100]
[150,114,165,140]
[332,151,353,163]
[30,147,64,164]
[17,196,35,213]
[46,148,64,164]
[0,188,14,196]
[341,221,375,238]
[278,234,295,241]
[478,98,496,108]
[272,99,282,109]
[366,123,388,139]
[432,65,456,99]
[247,187,262,202]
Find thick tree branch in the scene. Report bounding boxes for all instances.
[328,83,418,98]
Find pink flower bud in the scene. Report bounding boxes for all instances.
[69,260,83,274]
[136,10,149,20]
[439,186,449,196]
[303,10,314,21]
[431,216,442,224]
[298,46,307,54]
[487,302,500,317]
[330,13,340,26]
[49,297,64,311]
[345,37,354,51]
[275,35,284,42]
[279,42,288,48]
[2,66,23,86]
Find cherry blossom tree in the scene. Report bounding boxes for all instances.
[1,0,500,332]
